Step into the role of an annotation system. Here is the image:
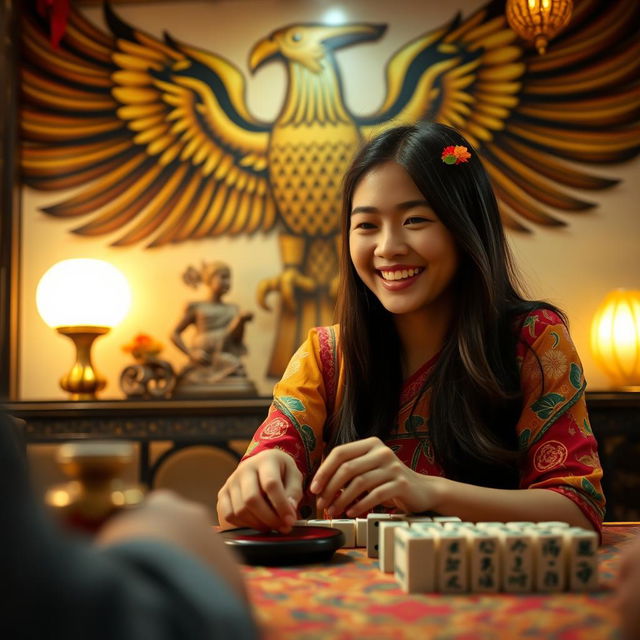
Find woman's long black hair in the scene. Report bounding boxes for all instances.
[333,122,563,489]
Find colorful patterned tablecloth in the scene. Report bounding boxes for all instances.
[243,524,638,640]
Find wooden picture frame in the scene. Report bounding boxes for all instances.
[0,0,20,401]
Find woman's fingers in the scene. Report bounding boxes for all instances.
[257,458,299,532]
[240,468,284,531]
[216,450,304,533]
[344,481,399,517]
[216,489,236,530]
[282,458,304,512]
[313,440,397,511]
[324,468,389,516]
[311,438,385,504]
[226,480,267,531]
[316,455,378,511]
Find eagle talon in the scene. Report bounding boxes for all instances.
[257,268,316,313]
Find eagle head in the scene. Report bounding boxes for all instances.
[249,23,386,74]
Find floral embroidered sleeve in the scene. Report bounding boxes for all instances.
[240,326,342,518]
[516,309,605,534]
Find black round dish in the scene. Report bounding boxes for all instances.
[220,525,345,566]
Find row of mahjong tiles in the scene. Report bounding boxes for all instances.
[295,515,599,594]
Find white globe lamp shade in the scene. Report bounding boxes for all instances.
[36,259,131,329]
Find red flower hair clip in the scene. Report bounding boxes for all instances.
[441,145,471,165]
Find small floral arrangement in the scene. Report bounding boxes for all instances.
[441,145,471,165]
[122,333,164,361]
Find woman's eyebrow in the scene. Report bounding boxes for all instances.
[351,205,377,215]
[351,200,430,215]
[397,199,431,211]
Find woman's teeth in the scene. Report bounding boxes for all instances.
[380,268,423,281]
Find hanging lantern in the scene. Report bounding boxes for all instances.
[506,0,573,55]
[591,289,640,390]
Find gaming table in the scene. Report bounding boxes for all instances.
[241,523,638,640]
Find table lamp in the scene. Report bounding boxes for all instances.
[590,288,640,390]
[36,259,132,400]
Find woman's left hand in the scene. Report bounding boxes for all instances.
[309,437,436,516]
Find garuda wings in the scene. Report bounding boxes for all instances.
[20,0,640,375]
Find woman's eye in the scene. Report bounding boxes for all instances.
[405,216,430,225]
[352,221,376,230]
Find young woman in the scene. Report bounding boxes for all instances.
[217,122,604,535]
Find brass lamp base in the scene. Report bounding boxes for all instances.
[57,325,110,400]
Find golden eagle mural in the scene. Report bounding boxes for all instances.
[20,0,640,376]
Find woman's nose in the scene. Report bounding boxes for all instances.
[374,227,408,258]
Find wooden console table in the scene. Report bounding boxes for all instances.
[4,391,639,520]
[4,397,271,486]
[585,391,640,522]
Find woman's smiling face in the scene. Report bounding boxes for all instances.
[349,161,460,319]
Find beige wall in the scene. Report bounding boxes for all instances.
[18,0,640,399]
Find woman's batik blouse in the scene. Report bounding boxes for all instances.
[242,309,605,532]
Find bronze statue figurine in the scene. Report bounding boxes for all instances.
[171,261,256,397]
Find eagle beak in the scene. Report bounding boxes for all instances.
[317,23,386,51]
[249,37,279,73]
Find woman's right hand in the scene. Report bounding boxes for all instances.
[217,449,303,533]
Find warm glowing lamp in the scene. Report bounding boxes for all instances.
[36,259,132,400]
[590,289,640,390]
[506,0,573,54]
